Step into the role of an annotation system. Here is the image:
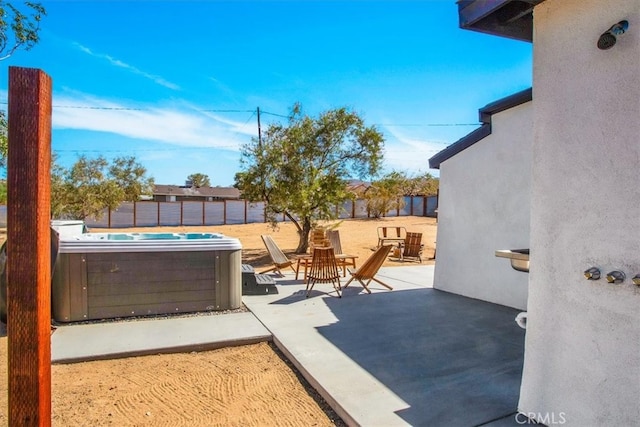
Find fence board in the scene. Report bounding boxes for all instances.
[224,200,246,224]
[182,202,204,226]
[246,201,266,224]
[339,200,353,219]
[159,202,181,226]
[204,202,225,225]
[135,202,158,227]
[110,202,134,227]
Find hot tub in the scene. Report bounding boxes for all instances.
[52,232,242,323]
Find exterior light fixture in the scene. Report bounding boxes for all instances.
[584,267,601,280]
[605,270,625,284]
[598,20,629,50]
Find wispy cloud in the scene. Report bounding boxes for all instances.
[52,91,254,151]
[208,76,242,104]
[381,125,449,174]
[73,42,180,90]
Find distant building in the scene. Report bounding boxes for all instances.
[345,179,371,197]
[152,184,241,202]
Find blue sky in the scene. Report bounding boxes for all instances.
[0,0,532,186]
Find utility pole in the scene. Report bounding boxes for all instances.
[256,106,262,148]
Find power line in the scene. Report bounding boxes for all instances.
[260,110,289,118]
[0,101,255,113]
[0,101,480,127]
[53,146,241,154]
[376,123,479,127]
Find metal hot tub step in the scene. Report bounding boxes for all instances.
[242,264,278,295]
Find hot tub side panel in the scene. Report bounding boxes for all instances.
[86,251,219,320]
[215,249,242,310]
[52,253,89,322]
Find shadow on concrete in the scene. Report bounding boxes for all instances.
[318,288,525,427]
[270,287,342,305]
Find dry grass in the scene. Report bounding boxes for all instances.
[89,215,437,270]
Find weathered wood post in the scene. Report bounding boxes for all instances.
[244,199,248,224]
[7,67,52,425]
[223,199,227,224]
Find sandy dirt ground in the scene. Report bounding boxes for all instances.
[89,215,437,270]
[0,216,437,426]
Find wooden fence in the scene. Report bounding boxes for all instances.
[0,195,438,228]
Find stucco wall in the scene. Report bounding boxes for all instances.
[434,101,532,310]
[519,0,640,425]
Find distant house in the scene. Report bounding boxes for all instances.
[345,179,371,197]
[152,184,241,202]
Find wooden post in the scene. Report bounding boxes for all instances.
[133,201,137,227]
[223,200,227,225]
[202,201,205,226]
[157,202,160,226]
[244,199,247,224]
[107,206,112,228]
[180,201,184,226]
[7,67,52,426]
[423,196,427,217]
[410,196,414,216]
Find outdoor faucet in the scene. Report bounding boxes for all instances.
[584,267,601,280]
[605,271,625,284]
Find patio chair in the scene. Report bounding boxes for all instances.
[309,227,329,251]
[343,245,393,294]
[260,235,297,275]
[306,246,342,298]
[377,226,406,247]
[294,227,331,282]
[400,232,423,263]
[326,230,358,276]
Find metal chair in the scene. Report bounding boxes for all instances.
[306,246,342,298]
[377,226,406,247]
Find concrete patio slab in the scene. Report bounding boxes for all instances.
[51,312,271,363]
[40,264,528,426]
[244,265,526,427]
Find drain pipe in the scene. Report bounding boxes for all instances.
[515,312,528,329]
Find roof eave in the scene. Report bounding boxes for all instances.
[457,0,544,42]
[429,124,492,169]
[429,87,532,169]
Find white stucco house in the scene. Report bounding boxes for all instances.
[431,0,639,425]
[429,88,532,310]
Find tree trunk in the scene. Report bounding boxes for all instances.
[295,217,312,254]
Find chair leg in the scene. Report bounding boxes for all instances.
[306,279,314,298]
[262,265,278,274]
[333,279,342,298]
[295,260,301,280]
[371,277,393,290]
[359,278,373,294]
[343,276,356,289]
